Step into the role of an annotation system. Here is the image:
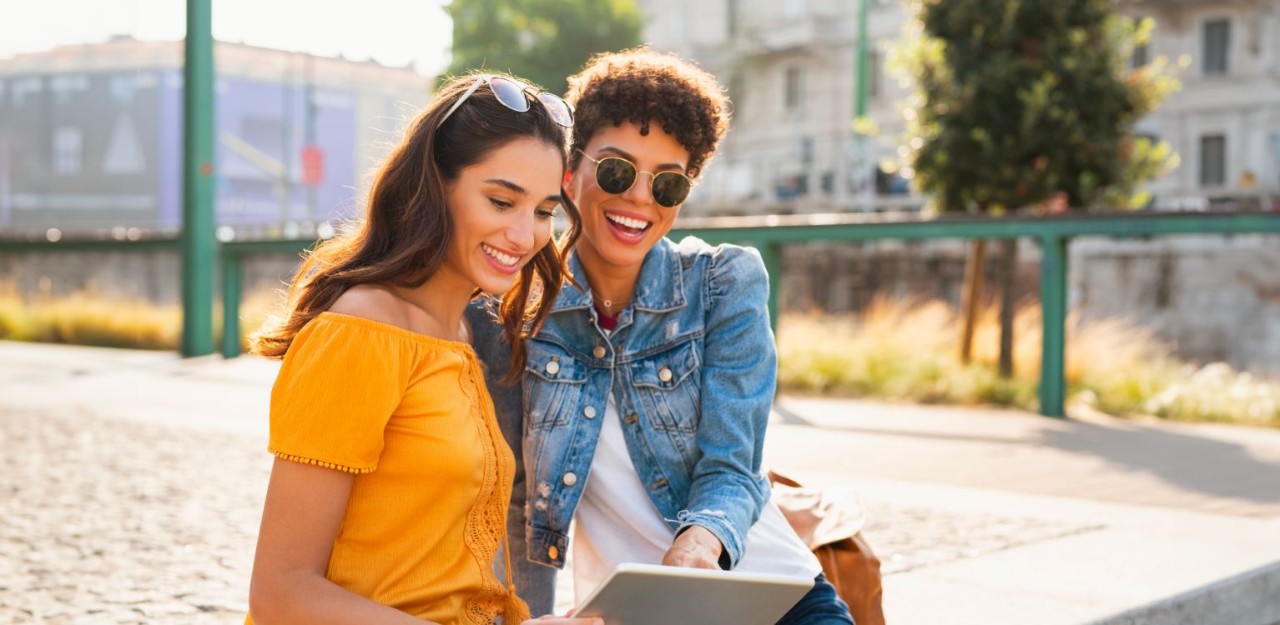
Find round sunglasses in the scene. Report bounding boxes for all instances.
[577,150,693,208]
[439,75,574,128]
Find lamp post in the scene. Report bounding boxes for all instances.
[181,0,216,357]
[851,0,873,210]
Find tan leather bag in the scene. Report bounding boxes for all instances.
[768,471,886,625]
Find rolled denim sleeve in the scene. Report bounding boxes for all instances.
[677,245,774,569]
[467,300,558,616]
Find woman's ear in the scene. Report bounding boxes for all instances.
[562,170,575,200]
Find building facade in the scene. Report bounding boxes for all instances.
[636,0,1280,215]
[0,36,431,237]
[1119,0,1280,209]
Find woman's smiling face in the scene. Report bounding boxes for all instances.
[568,122,691,273]
[441,136,564,294]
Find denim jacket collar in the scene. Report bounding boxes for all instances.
[551,239,687,314]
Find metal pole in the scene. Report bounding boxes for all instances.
[306,53,318,222]
[1038,235,1068,417]
[221,253,243,359]
[853,0,871,210]
[757,242,783,338]
[855,0,869,121]
[181,0,216,357]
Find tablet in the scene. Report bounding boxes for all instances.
[573,563,813,625]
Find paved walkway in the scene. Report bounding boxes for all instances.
[2,340,1278,624]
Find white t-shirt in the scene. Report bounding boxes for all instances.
[571,395,822,603]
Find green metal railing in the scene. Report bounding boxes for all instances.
[4,210,1280,417]
[218,238,324,359]
[670,210,1280,417]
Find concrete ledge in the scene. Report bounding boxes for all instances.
[1090,561,1280,625]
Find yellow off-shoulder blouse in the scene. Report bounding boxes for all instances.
[249,312,530,625]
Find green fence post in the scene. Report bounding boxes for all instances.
[221,253,243,359]
[180,0,216,357]
[757,241,783,338]
[1039,234,1069,417]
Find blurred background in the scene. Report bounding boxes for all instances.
[1,0,1278,426]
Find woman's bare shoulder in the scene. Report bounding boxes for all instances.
[328,284,411,329]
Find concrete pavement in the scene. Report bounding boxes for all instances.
[1,340,1277,624]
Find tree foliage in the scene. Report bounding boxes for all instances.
[444,0,643,95]
[896,0,1181,212]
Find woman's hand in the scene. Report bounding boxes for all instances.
[661,525,724,570]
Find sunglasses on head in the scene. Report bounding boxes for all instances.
[577,150,693,208]
[438,75,574,128]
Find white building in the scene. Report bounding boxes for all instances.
[1119,0,1280,210]
[636,0,1280,215]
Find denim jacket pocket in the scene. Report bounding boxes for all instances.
[524,342,586,430]
[630,340,702,433]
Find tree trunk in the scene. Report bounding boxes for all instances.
[997,238,1018,378]
[959,239,987,363]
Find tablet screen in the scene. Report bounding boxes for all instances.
[573,563,813,625]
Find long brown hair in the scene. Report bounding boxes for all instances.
[252,73,580,378]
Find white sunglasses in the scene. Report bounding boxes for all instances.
[438,75,574,128]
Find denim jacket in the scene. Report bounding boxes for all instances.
[468,236,776,613]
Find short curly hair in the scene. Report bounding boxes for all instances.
[565,47,730,179]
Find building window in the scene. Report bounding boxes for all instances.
[1130,42,1150,69]
[1199,134,1226,187]
[12,77,42,108]
[53,127,83,175]
[111,74,136,104]
[51,75,88,106]
[1202,19,1230,75]
[727,0,739,38]
[785,66,804,112]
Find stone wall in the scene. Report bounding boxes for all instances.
[1071,235,1280,374]
[4,234,1278,373]
[780,235,1280,374]
[0,250,299,306]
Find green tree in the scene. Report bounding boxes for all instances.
[444,0,644,95]
[894,0,1180,379]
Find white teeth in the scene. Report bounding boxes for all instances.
[606,213,651,230]
[482,243,519,267]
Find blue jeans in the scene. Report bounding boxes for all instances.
[775,574,855,625]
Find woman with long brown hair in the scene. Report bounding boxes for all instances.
[245,73,599,625]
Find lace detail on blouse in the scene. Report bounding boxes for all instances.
[458,353,529,624]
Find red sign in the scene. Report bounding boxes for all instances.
[301,146,324,185]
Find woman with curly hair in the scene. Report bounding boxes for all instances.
[469,49,856,624]
[245,72,601,625]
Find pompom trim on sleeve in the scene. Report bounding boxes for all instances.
[269,449,376,475]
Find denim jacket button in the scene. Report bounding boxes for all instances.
[583,406,597,419]
[624,414,638,424]
[659,366,673,382]
[562,472,578,486]
[545,360,560,375]
[593,345,607,359]
[548,545,559,560]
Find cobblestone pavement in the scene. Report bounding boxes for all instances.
[858,499,1102,575]
[1,407,269,624]
[4,404,1102,623]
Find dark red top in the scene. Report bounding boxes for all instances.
[594,302,618,331]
